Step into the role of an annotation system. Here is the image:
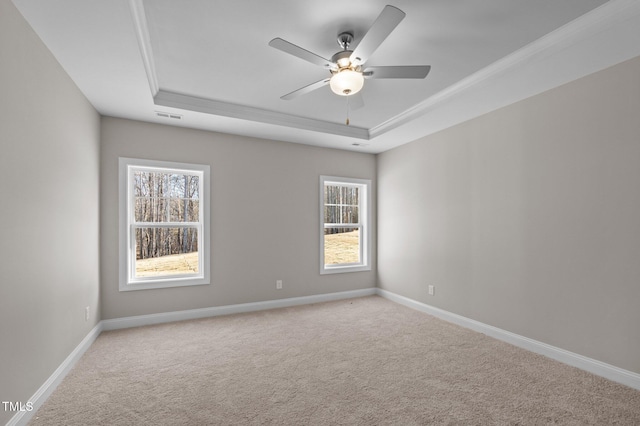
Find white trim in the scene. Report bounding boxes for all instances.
[376,288,640,391]
[129,0,159,96]
[6,323,103,426]
[154,90,369,140]
[129,0,640,148]
[320,176,372,275]
[8,287,638,426]
[118,157,211,291]
[102,288,377,331]
[8,289,375,425]
[369,0,640,140]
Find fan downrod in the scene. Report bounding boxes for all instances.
[336,32,353,50]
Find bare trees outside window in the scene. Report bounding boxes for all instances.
[133,171,200,277]
[119,158,210,291]
[320,176,371,274]
[324,184,361,265]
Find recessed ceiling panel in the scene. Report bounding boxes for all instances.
[143,0,607,128]
[14,0,637,153]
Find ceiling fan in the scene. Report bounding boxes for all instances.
[268,5,431,101]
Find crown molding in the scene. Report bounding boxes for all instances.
[130,0,640,145]
[154,90,369,139]
[129,0,158,96]
[369,0,640,139]
[130,0,368,140]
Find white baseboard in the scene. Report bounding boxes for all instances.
[102,288,377,331]
[11,286,635,426]
[376,288,640,391]
[7,288,375,426]
[7,322,103,426]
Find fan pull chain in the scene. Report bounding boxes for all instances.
[346,97,350,126]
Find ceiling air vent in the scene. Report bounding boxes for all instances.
[155,111,182,120]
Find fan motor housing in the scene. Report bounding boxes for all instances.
[331,50,354,71]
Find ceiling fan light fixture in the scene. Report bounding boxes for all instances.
[336,57,351,68]
[329,69,364,96]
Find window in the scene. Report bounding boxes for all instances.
[320,176,371,274]
[119,158,210,291]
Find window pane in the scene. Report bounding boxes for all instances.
[167,174,183,198]
[133,171,151,197]
[134,227,199,277]
[167,174,200,199]
[134,171,200,223]
[324,227,360,265]
[134,197,169,222]
[134,197,150,222]
[324,184,359,206]
[134,171,169,196]
[187,175,200,199]
[324,205,359,224]
[169,198,199,222]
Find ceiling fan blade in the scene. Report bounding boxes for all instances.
[363,65,431,79]
[350,5,405,65]
[281,78,331,100]
[269,38,334,69]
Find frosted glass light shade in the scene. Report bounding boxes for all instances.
[329,69,364,96]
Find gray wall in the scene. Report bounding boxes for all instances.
[100,117,376,320]
[0,0,101,423]
[4,0,638,416]
[378,55,640,374]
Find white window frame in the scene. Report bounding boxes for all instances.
[320,175,371,275]
[119,157,210,291]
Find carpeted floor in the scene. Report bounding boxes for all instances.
[30,296,640,425]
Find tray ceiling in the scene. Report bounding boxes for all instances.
[12,0,640,152]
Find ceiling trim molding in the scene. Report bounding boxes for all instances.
[128,0,635,145]
[129,0,159,96]
[154,90,370,140]
[368,0,640,139]
[131,0,368,140]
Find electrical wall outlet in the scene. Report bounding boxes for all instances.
[85,306,90,321]
[428,285,435,296]
[276,280,283,290]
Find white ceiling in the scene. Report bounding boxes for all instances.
[12,0,640,153]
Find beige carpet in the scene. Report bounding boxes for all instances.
[30,296,640,425]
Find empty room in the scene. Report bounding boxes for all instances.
[2,0,640,424]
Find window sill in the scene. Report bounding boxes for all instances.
[119,277,210,292]
[320,264,371,275]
